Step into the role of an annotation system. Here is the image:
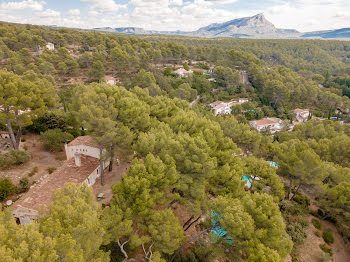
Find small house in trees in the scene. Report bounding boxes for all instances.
[238,98,249,103]
[174,68,193,78]
[249,118,283,133]
[12,136,109,224]
[209,101,233,115]
[293,108,310,123]
[104,75,116,85]
[45,42,55,51]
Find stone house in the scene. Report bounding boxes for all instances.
[12,136,109,224]
[250,118,283,133]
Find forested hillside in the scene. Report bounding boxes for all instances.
[0,21,350,262]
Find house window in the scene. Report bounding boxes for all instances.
[97,169,99,174]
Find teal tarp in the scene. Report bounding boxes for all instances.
[211,210,233,244]
[242,175,252,188]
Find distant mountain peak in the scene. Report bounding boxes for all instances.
[93,13,350,39]
[195,13,283,37]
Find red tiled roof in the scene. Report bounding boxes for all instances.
[68,136,99,148]
[250,118,281,126]
[293,108,309,114]
[104,75,115,81]
[13,155,99,213]
[211,101,224,106]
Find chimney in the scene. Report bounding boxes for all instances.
[74,153,81,167]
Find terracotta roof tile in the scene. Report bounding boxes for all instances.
[293,108,309,114]
[13,155,99,213]
[250,118,281,126]
[68,136,99,148]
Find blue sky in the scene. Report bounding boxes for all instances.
[0,0,349,32]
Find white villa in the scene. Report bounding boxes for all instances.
[293,108,310,123]
[238,98,249,103]
[46,42,55,51]
[210,98,249,116]
[210,101,233,115]
[104,75,117,85]
[174,68,193,78]
[250,118,283,133]
[12,136,109,224]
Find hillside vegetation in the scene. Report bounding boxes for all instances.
[0,21,350,262]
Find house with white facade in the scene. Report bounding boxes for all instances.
[12,136,109,224]
[174,68,193,78]
[210,101,232,115]
[293,108,310,123]
[250,118,283,133]
[46,42,55,51]
[104,75,116,85]
[209,98,250,116]
[238,98,249,103]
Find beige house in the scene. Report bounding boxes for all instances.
[210,101,232,115]
[174,68,193,78]
[250,118,283,133]
[293,108,310,123]
[46,42,55,51]
[209,98,250,116]
[12,136,109,224]
[104,75,116,85]
[238,98,249,103]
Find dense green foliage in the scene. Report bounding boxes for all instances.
[0,20,350,261]
[0,149,30,169]
[322,231,335,244]
[0,178,14,200]
[39,129,74,151]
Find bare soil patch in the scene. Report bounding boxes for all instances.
[0,134,64,197]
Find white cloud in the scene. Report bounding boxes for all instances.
[0,0,46,11]
[39,9,60,18]
[266,0,350,31]
[204,0,238,3]
[0,0,349,32]
[169,0,183,5]
[68,9,80,16]
[81,0,126,12]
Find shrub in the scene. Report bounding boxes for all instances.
[0,178,15,200]
[318,209,325,217]
[0,150,30,169]
[66,129,84,138]
[320,253,332,262]
[322,231,334,244]
[28,166,38,177]
[27,110,68,133]
[287,222,307,245]
[315,230,322,237]
[320,244,333,256]
[312,218,322,230]
[40,129,74,151]
[47,167,56,174]
[293,192,310,208]
[18,178,30,193]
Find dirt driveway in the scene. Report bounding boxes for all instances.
[0,134,64,185]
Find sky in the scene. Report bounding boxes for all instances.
[0,0,349,32]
